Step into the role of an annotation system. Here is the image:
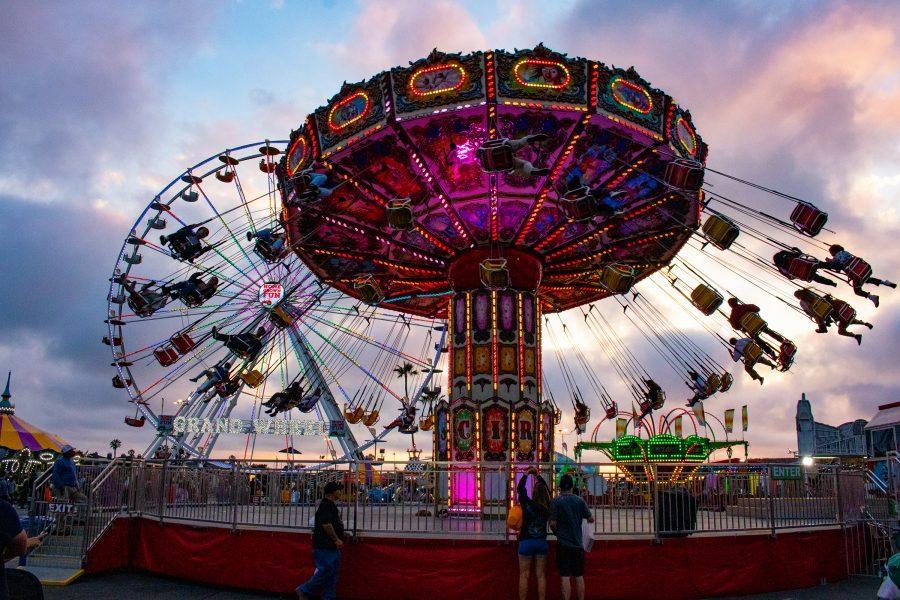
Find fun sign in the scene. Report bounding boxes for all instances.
[259,282,284,307]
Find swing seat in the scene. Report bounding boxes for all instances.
[148,216,167,230]
[690,284,723,316]
[259,159,277,173]
[108,291,126,304]
[574,406,591,427]
[124,416,146,428]
[790,202,828,237]
[216,381,239,398]
[124,252,143,265]
[786,256,818,281]
[739,312,766,337]
[170,332,196,354]
[102,335,122,346]
[718,372,733,392]
[701,215,739,250]
[181,189,199,202]
[638,399,652,416]
[398,423,419,435]
[476,139,516,173]
[809,294,833,320]
[419,414,434,431]
[604,402,618,420]
[154,346,180,367]
[354,276,384,305]
[846,257,872,285]
[650,389,666,411]
[112,375,132,389]
[704,373,722,396]
[561,186,597,222]
[387,198,414,230]
[254,239,288,263]
[599,264,635,294]
[834,301,856,323]
[351,406,365,423]
[215,169,235,183]
[239,370,265,388]
[778,341,796,371]
[742,341,763,365]
[480,258,510,290]
[363,410,380,427]
[664,158,705,191]
[270,305,295,328]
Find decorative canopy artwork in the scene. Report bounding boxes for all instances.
[278,45,705,317]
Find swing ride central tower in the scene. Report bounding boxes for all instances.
[277,45,705,511]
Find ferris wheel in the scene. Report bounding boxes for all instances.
[105,141,445,460]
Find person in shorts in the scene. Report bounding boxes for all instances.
[550,474,594,600]
[517,467,550,600]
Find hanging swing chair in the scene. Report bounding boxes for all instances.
[363,409,380,428]
[718,372,734,393]
[664,158,705,191]
[599,264,636,294]
[702,215,740,250]
[354,276,384,306]
[480,258,511,290]
[690,284,723,316]
[790,201,828,237]
[387,198,414,230]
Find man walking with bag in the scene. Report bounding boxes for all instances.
[297,481,347,600]
[550,474,594,600]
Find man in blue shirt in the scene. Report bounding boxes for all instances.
[550,474,594,600]
[51,445,84,503]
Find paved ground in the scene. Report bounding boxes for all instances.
[39,570,881,599]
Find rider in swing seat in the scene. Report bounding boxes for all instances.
[729,337,776,385]
[212,326,267,361]
[161,225,211,263]
[818,244,896,307]
[686,370,712,408]
[189,361,232,399]
[772,248,837,287]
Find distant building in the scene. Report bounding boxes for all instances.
[796,393,866,457]
[864,401,900,458]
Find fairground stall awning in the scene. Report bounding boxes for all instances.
[0,372,69,453]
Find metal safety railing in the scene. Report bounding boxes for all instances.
[54,458,848,550]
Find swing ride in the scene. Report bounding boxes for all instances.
[105,45,893,511]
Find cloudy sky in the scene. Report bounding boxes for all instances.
[1,0,899,460]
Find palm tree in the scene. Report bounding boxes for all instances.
[109,439,122,459]
[393,362,418,400]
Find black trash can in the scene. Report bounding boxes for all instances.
[654,487,698,538]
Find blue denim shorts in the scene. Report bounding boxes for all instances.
[518,539,549,557]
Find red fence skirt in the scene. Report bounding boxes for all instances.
[86,519,847,599]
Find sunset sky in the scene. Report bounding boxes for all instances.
[1,0,899,461]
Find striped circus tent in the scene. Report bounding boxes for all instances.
[0,372,69,453]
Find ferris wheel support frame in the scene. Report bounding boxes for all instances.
[286,326,361,459]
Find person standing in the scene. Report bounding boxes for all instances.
[297,481,346,600]
[517,467,551,600]
[0,474,14,503]
[550,474,594,600]
[51,445,85,503]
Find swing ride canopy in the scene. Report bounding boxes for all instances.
[278,45,705,317]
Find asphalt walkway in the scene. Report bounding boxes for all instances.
[41,570,881,599]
